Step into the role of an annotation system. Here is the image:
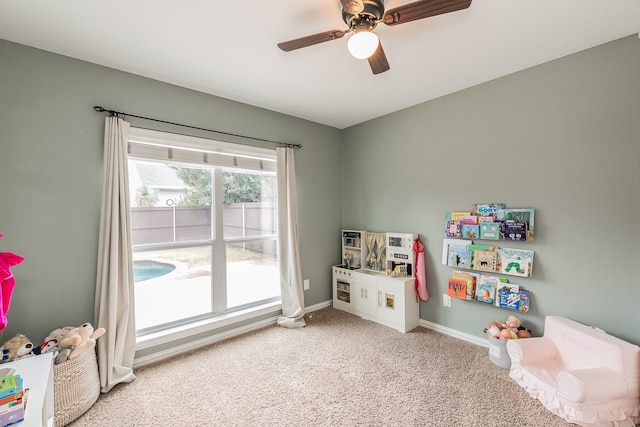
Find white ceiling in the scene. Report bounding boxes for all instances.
[1,1,638,129]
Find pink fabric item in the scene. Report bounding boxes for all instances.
[412,238,428,302]
[0,234,24,331]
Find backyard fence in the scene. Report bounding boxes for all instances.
[131,202,277,255]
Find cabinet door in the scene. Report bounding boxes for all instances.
[333,268,355,314]
[376,277,406,327]
[377,276,419,332]
[354,281,377,319]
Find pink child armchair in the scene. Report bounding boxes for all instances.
[507,315,640,427]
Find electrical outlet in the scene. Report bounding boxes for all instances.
[303,279,310,290]
[442,294,452,308]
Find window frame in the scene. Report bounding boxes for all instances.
[127,128,281,341]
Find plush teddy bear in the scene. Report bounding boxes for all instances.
[0,334,33,363]
[68,323,105,359]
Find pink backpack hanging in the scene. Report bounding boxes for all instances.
[0,234,24,331]
[413,238,429,302]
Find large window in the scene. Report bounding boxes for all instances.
[127,128,279,334]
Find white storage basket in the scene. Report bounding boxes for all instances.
[53,349,100,426]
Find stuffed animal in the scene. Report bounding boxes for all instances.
[500,315,521,340]
[44,326,81,364]
[68,323,105,359]
[483,321,504,339]
[29,339,59,357]
[0,334,33,363]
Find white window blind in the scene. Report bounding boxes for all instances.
[127,127,276,172]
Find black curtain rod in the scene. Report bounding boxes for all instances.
[93,106,302,149]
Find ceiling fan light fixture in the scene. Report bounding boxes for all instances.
[347,31,379,59]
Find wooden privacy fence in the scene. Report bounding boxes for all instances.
[131,203,277,255]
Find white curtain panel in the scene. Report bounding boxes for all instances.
[276,147,306,328]
[95,117,137,392]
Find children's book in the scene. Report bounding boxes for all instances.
[480,222,500,240]
[466,244,499,252]
[471,203,506,218]
[496,283,519,308]
[497,208,535,241]
[477,216,494,223]
[0,375,21,400]
[458,215,478,225]
[498,248,534,277]
[446,211,471,221]
[442,239,469,265]
[0,405,24,426]
[447,277,468,299]
[453,270,479,300]
[447,245,473,269]
[497,287,521,310]
[501,221,527,241]
[473,250,497,272]
[498,288,530,312]
[461,224,479,239]
[445,220,461,238]
[475,275,508,304]
[518,290,530,313]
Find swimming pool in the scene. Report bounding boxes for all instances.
[133,260,176,282]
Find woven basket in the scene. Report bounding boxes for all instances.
[54,349,100,426]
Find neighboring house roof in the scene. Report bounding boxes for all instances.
[135,162,186,190]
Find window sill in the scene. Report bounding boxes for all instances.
[135,300,282,351]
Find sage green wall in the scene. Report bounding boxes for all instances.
[2,36,639,349]
[341,35,640,344]
[0,39,342,343]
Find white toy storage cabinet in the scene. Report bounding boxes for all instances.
[332,230,419,333]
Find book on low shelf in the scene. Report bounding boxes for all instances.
[447,277,468,299]
[453,270,479,300]
[496,283,519,306]
[475,274,508,305]
[497,287,530,313]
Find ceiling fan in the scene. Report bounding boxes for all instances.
[278,0,472,75]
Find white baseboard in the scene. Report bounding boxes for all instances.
[419,319,488,348]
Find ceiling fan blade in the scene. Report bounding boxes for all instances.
[340,0,364,15]
[368,42,390,75]
[383,0,472,26]
[278,30,346,52]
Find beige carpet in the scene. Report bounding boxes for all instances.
[70,307,572,426]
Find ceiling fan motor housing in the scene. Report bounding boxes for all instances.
[342,0,385,27]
